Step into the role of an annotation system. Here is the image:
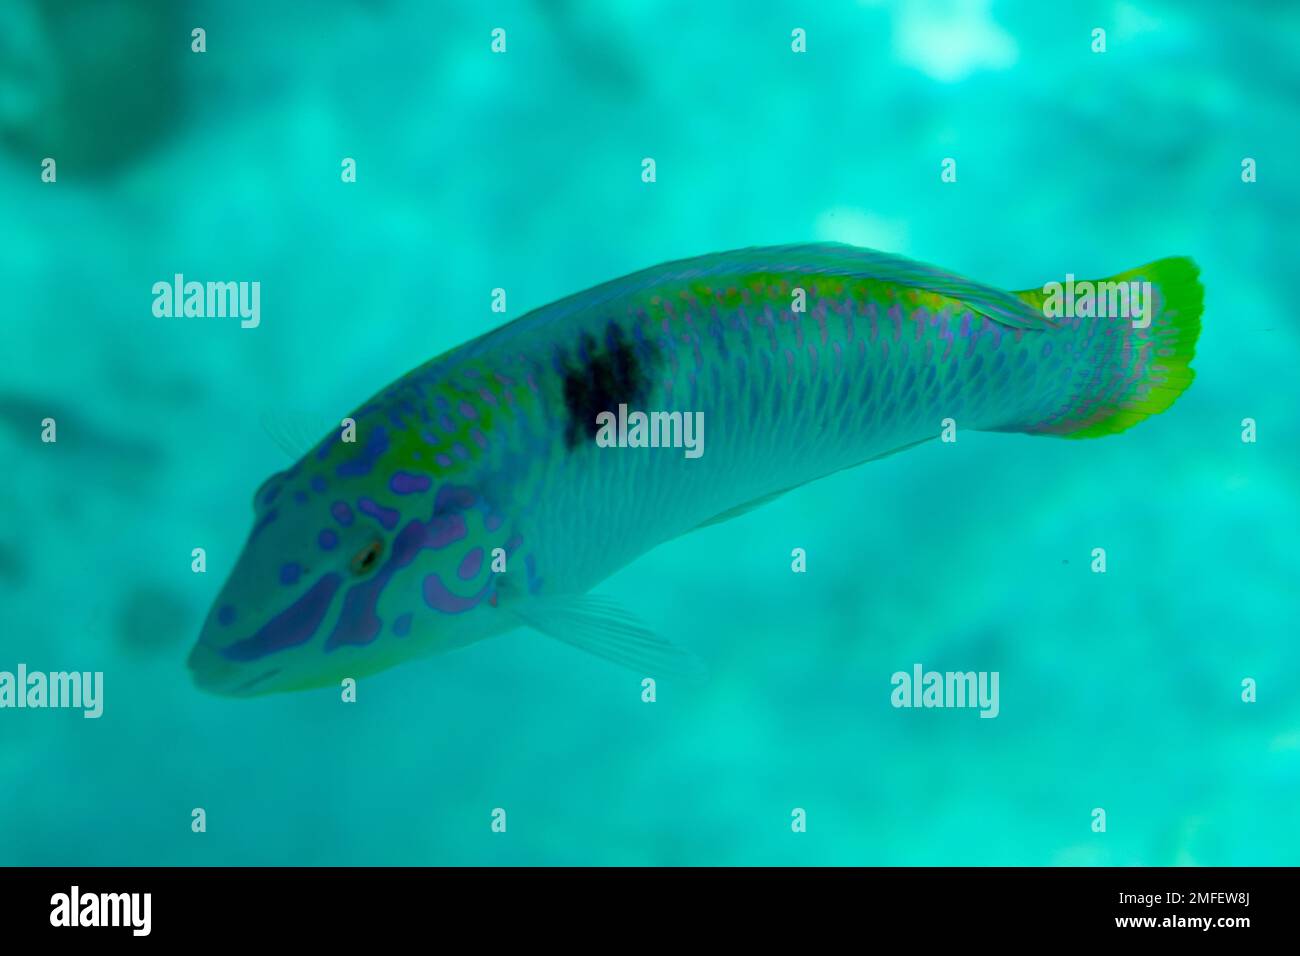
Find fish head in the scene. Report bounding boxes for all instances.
[188,462,507,697]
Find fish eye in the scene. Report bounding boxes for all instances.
[350,538,384,576]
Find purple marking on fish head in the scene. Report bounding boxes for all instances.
[436,484,477,513]
[194,467,513,695]
[323,481,513,651]
[458,547,484,580]
[389,472,432,495]
[358,497,401,530]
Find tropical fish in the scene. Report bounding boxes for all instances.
[189,244,1203,696]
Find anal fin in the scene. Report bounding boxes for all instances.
[689,436,936,533]
[693,488,791,531]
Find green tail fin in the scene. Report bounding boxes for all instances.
[1012,257,1203,439]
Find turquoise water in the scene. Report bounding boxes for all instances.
[2,0,1296,866]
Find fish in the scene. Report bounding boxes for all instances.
[188,243,1203,696]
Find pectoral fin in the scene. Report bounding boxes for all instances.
[511,595,707,682]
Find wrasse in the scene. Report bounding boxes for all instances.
[189,244,1203,696]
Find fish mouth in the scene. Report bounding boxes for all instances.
[187,641,281,697]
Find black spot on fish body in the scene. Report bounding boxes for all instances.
[561,322,651,449]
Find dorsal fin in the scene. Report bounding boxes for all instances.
[259,408,336,461]
[455,244,1052,367]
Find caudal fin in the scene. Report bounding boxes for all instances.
[1011,257,1203,439]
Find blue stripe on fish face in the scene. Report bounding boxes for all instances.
[221,573,343,662]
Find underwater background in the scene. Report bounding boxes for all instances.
[1,0,1296,866]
